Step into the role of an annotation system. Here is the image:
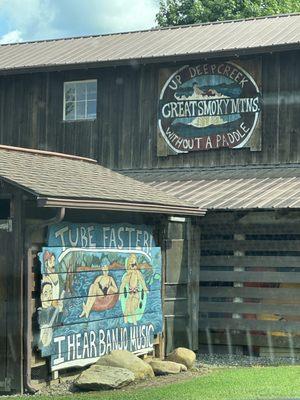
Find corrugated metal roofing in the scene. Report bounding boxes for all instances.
[122,164,300,210]
[0,146,203,215]
[0,14,299,73]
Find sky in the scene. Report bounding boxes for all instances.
[0,0,160,44]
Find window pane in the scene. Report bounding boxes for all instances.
[65,84,75,102]
[65,101,75,120]
[76,82,86,101]
[64,80,97,121]
[87,81,97,100]
[87,100,96,118]
[76,101,86,119]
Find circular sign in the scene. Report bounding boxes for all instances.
[158,62,261,153]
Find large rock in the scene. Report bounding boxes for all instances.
[166,347,196,369]
[74,364,135,390]
[96,350,155,380]
[149,359,187,375]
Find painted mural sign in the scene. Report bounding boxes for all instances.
[38,223,162,371]
[158,61,262,153]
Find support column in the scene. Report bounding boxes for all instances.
[232,233,245,355]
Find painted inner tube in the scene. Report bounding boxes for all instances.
[92,293,119,311]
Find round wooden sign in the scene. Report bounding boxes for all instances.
[158,62,261,153]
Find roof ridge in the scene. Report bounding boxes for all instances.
[0,144,97,163]
[0,12,299,47]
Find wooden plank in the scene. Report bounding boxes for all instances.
[165,239,188,284]
[165,284,187,299]
[292,52,300,162]
[202,222,300,235]
[261,53,280,164]
[38,329,155,361]
[278,53,293,163]
[164,316,189,355]
[200,270,300,283]
[199,287,300,300]
[198,331,300,348]
[199,301,300,316]
[158,218,167,359]
[4,188,23,393]
[40,286,161,304]
[165,299,188,315]
[199,317,300,333]
[0,231,9,386]
[201,255,300,268]
[41,308,160,331]
[164,219,193,353]
[202,239,300,252]
[187,220,200,350]
[202,210,300,226]
[167,222,187,240]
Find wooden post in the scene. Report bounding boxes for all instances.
[156,217,167,359]
[187,218,200,351]
[233,234,245,318]
[232,233,245,354]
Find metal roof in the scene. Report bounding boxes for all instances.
[0,14,299,74]
[0,145,203,216]
[122,164,300,210]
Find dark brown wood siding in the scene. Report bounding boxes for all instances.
[0,185,23,393]
[0,51,299,169]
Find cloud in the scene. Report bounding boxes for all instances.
[0,0,159,43]
[0,29,23,44]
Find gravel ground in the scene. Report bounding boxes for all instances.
[198,353,300,367]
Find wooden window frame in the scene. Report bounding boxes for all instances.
[63,79,97,122]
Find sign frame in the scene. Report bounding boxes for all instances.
[157,59,262,155]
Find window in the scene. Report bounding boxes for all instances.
[0,199,11,219]
[63,80,97,121]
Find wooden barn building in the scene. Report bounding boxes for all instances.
[0,12,299,393]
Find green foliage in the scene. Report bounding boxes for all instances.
[156,0,300,26]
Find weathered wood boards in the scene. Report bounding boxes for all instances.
[37,223,162,371]
[199,210,300,352]
[0,52,298,169]
[164,219,200,353]
[0,186,23,393]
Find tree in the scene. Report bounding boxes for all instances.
[156,0,300,27]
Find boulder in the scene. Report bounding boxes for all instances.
[96,350,155,380]
[149,359,187,375]
[74,364,135,391]
[166,347,196,369]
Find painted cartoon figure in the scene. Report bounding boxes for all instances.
[80,265,118,318]
[43,251,60,304]
[39,281,63,347]
[39,251,65,347]
[119,254,148,325]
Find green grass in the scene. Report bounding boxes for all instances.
[16,366,300,400]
